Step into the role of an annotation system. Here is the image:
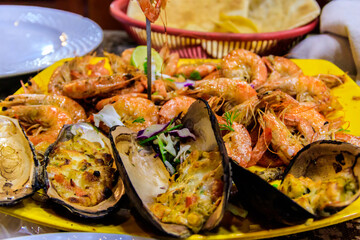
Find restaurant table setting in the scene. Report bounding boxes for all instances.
[1,0,360,240]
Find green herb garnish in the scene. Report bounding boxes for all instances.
[132,117,145,123]
[219,110,240,132]
[157,135,167,162]
[189,70,202,80]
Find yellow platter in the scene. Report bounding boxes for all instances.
[1,58,360,239]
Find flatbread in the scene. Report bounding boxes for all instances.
[248,0,320,32]
[126,0,320,33]
[126,0,250,32]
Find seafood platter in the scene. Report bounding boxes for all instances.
[1,46,360,239]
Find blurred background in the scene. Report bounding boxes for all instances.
[0,0,121,29]
[0,0,331,31]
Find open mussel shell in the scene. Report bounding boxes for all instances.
[232,140,360,225]
[283,140,360,215]
[110,99,231,238]
[231,161,314,226]
[0,116,40,206]
[43,123,125,218]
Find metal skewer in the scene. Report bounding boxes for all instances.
[146,18,152,100]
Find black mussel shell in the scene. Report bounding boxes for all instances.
[0,116,40,206]
[231,161,314,226]
[110,99,231,238]
[43,123,125,218]
[232,140,360,226]
[283,140,360,215]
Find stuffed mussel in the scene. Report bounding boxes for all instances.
[110,99,231,238]
[0,116,39,206]
[232,140,360,225]
[43,122,125,218]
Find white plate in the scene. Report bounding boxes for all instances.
[6,232,154,240]
[0,5,103,78]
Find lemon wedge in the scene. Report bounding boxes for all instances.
[130,46,163,73]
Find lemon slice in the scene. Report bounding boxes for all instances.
[215,13,258,33]
[130,45,163,73]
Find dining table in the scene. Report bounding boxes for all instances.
[1,29,360,240]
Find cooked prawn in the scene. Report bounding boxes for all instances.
[152,79,168,98]
[162,52,180,76]
[334,132,360,147]
[95,93,147,110]
[281,103,331,144]
[259,111,303,165]
[158,96,196,123]
[121,48,135,65]
[137,0,167,22]
[159,45,180,76]
[107,79,146,97]
[259,90,330,144]
[314,73,346,89]
[86,59,109,77]
[0,94,86,123]
[48,60,72,95]
[104,51,127,72]
[20,79,43,94]
[217,115,252,167]
[192,78,257,106]
[48,55,107,95]
[256,151,284,168]
[221,49,267,89]
[298,75,333,113]
[258,61,332,114]
[62,73,146,99]
[263,56,303,78]
[225,96,260,127]
[247,127,273,167]
[97,96,159,132]
[1,105,73,146]
[203,71,221,80]
[217,115,271,168]
[176,63,217,79]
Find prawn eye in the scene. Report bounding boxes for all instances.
[124,73,134,80]
[2,107,7,111]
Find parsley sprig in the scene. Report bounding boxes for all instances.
[132,117,145,123]
[219,111,240,132]
[189,70,202,80]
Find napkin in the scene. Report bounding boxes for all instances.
[289,0,360,84]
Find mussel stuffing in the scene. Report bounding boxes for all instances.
[43,123,125,218]
[110,99,231,238]
[232,140,360,225]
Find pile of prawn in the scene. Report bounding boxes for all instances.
[1,47,358,177]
